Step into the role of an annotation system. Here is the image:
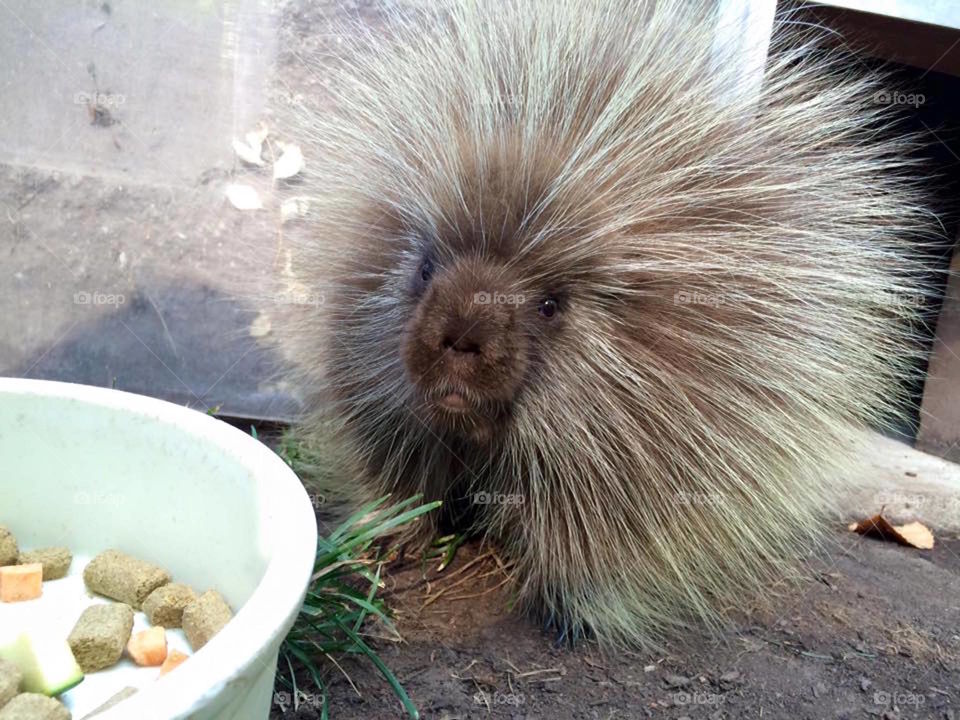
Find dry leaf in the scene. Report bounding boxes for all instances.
[273,143,304,180]
[246,123,269,147]
[894,521,934,550]
[232,123,270,165]
[281,196,310,223]
[249,312,272,338]
[232,137,264,166]
[848,512,934,549]
[225,184,263,210]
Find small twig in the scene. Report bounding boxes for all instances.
[799,651,834,661]
[311,557,377,582]
[437,550,494,581]
[473,679,491,711]
[455,659,479,676]
[444,575,513,602]
[422,555,502,608]
[512,667,563,679]
[324,652,361,698]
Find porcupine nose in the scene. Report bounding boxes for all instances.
[440,319,484,356]
[429,258,516,367]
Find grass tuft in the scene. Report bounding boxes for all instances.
[269,426,440,719]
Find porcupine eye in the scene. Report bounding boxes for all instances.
[419,258,434,283]
[538,296,558,318]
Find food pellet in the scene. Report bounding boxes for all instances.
[0,658,22,709]
[67,603,135,673]
[0,528,17,567]
[141,583,197,628]
[0,564,43,602]
[182,590,233,651]
[78,687,137,720]
[0,693,70,720]
[83,550,170,609]
[18,548,72,581]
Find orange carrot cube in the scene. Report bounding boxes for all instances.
[0,563,42,602]
[158,649,189,676]
[126,626,167,666]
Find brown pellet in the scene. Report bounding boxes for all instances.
[67,603,135,673]
[142,583,197,629]
[83,550,170,609]
[182,590,233,651]
[0,658,22,709]
[0,693,70,720]
[0,528,17,567]
[18,547,72,581]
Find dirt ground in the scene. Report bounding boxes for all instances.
[270,528,960,720]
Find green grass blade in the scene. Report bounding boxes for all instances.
[353,565,382,634]
[280,483,439,720]
[334,618,420,720]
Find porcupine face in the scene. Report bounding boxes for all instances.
[400,231,567,444]
[402,249,522,443]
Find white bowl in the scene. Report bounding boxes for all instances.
[0,379,317,719]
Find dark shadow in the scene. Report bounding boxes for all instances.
[9,280,300,422]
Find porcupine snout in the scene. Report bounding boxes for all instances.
[402,256,528,440]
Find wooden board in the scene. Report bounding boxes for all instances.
[918,247,960,461]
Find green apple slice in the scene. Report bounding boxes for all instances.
[0,631,84,696]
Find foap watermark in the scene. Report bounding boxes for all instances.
[675,490,726,507]
[73,91,126,107]
[674,691,726,706]
[874,491,926,508]
[273,691,323,711]
[473,291,525,306]
[273,289,325,307]
[473,491,525,506]
[674,290,724,308]
[473,690,525,707]
[874,90,925,108]
[873,690,925,708]
[74,290,125,307]
[871,289,925,311]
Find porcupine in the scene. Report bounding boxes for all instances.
[276,0,940,646]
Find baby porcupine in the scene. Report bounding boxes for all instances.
[278,0,940,646]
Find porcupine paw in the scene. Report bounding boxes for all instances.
[541,608,592,649]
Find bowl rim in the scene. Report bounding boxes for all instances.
[0,378,317,719]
